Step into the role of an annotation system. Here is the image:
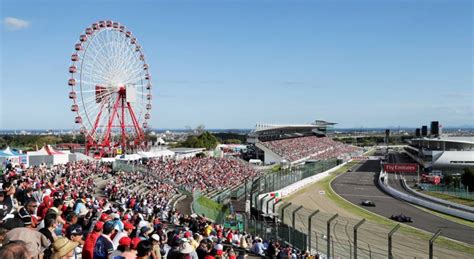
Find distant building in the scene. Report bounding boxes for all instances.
[405,137,474,172]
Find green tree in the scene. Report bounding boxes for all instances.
[200,131,218,149]
[443,175,454,186]
[0,137,7,149]
[37,136,62,147]
[179,131,218,150]
[461,168,474,192]
[225,139,242,144]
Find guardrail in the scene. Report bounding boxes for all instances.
[378,171,474,222]
[401,179,474,214]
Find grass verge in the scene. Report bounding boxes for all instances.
[421,191,474,207]
[197,195,225,211]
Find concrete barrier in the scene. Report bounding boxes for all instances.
[401,179,474,214]
[378,171,474,222]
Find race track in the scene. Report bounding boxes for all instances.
[331,158,474,245]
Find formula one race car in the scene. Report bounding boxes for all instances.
[390,214,413,223]
[361,200,376,207]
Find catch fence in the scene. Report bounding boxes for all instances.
[420,183,474,200]
[249,198,473,259]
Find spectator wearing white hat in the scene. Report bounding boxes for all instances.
[150,233,161,259]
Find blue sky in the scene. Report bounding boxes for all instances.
[1,0,472,129]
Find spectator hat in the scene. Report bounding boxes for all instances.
[69,225,83,236]
[179,242,194,254]
[140,226,152,235]
[151,234,160,242]
[94,221,104,231]
[119,237,132,247]
[131,237,141,249]
[124,222,135,230]
[52,237,79,259]
[99,213,110,222]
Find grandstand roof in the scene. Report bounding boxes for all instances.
[254,121,336,132]
[254,124,316,132]
[412,137,474,145]
[169,147,206,154]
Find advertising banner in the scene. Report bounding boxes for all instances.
[383,163,418,173]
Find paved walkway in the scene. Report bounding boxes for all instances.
[175,195,193,215]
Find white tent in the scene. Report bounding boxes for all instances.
[138,150,175,159]
[0,147,27,167]
[156,137,166,145]
[28,145,70,166]
[101,157,116,163]
[115,154,142,161]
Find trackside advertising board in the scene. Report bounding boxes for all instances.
[351,156,382,160]
[383,163,418,173]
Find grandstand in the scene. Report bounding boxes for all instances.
[405,136,474,172]
[247,120,360,165]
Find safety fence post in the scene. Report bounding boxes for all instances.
[388,224,400,259]
[429,230,442,259]
[280,203,292,225]
[266,197,275,215]
[291,205,304,244]
[244,179,248,200]
[249,189,255,212]
[308,210,320,253]
[259,194,269,220]
[353,218,366,259]
[273,199,283,215]
[327,214,339,259]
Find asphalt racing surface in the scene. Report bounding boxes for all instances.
[386,152,419,193]
[331,158,474,245]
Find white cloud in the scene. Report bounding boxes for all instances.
[3,17,30,31]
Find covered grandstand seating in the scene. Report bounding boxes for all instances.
[259,136,359,163]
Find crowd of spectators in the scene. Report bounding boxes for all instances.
[0,158,322,259]
[144,157,259,192]
[260,136,359,162]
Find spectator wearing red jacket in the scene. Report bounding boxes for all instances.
[82,221,104,259]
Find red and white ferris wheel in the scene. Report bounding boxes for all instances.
[68,20,152,157]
